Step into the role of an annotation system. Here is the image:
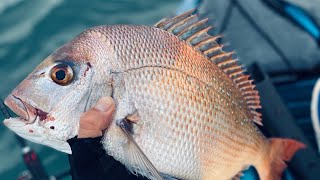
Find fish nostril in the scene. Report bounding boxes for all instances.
[38,72,45,77]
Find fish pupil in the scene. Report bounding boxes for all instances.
[56,70,66,80]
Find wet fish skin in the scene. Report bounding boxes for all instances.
[3,11,305,180]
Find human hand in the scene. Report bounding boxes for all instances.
[78,97,115,138]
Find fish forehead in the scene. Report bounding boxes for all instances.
[50,27,114,64]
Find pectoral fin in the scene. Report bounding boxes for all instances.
[117,118,163,180]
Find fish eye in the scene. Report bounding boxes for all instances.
[50,64,74,85]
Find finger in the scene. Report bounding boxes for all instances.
[92,97,115,112]
[78,97,115,138]
[95,97,115,130]
[99,105,115,130]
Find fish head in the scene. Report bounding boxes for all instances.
[3,29,115,154]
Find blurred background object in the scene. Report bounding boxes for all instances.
[1,0,320,179]
[311,79,320,151]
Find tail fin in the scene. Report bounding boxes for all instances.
[256,138,305,180]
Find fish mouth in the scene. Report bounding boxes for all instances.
[4,94,48,123]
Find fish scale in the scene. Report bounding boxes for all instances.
[127,70,200,178]
[3,10,305,180]
[109,63,262,179]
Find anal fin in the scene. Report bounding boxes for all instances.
[117,118,163,180]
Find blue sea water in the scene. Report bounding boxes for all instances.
[0,0,180,179]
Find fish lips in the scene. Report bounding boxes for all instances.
[4,94,42,123]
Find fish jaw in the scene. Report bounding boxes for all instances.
[3,90,83,154]
[3,92,74,154]
[4,94,72,154]
[3,117,71,154]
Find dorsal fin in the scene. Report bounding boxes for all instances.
[154,10,262,125]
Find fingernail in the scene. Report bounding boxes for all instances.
[94,97,114,112]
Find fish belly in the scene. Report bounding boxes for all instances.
[122,67,265,179]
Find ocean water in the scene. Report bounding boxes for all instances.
[0,0,180,179]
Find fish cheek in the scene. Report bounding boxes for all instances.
[43,70,94,140]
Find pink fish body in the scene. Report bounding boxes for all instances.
[4,10,304,180]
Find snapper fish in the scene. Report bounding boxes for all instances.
[3,10,305,180]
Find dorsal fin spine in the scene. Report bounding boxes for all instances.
[168,15,197,33]
[240,85,255,91]
[175,17,207,36]
[234,75,250,83]
[247,101,260,106]
[210,52,234,63]
[159,9,195,30]
[204,46,221,56]
[237,79,253,86]
[229,70,245,78]
[185,26,212,42]
[154,18,169,28]
[194,35,222,48]
[154,11,262,125]
[217,59,236,67]
[249,105,262,109]
[244,95,260,101]
[224,65,242,73]
[237,80,254,89]
[242,90,259,96]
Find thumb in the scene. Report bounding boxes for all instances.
[78,97,115,138]
[93,97,115,130]
[93,97,115,112]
